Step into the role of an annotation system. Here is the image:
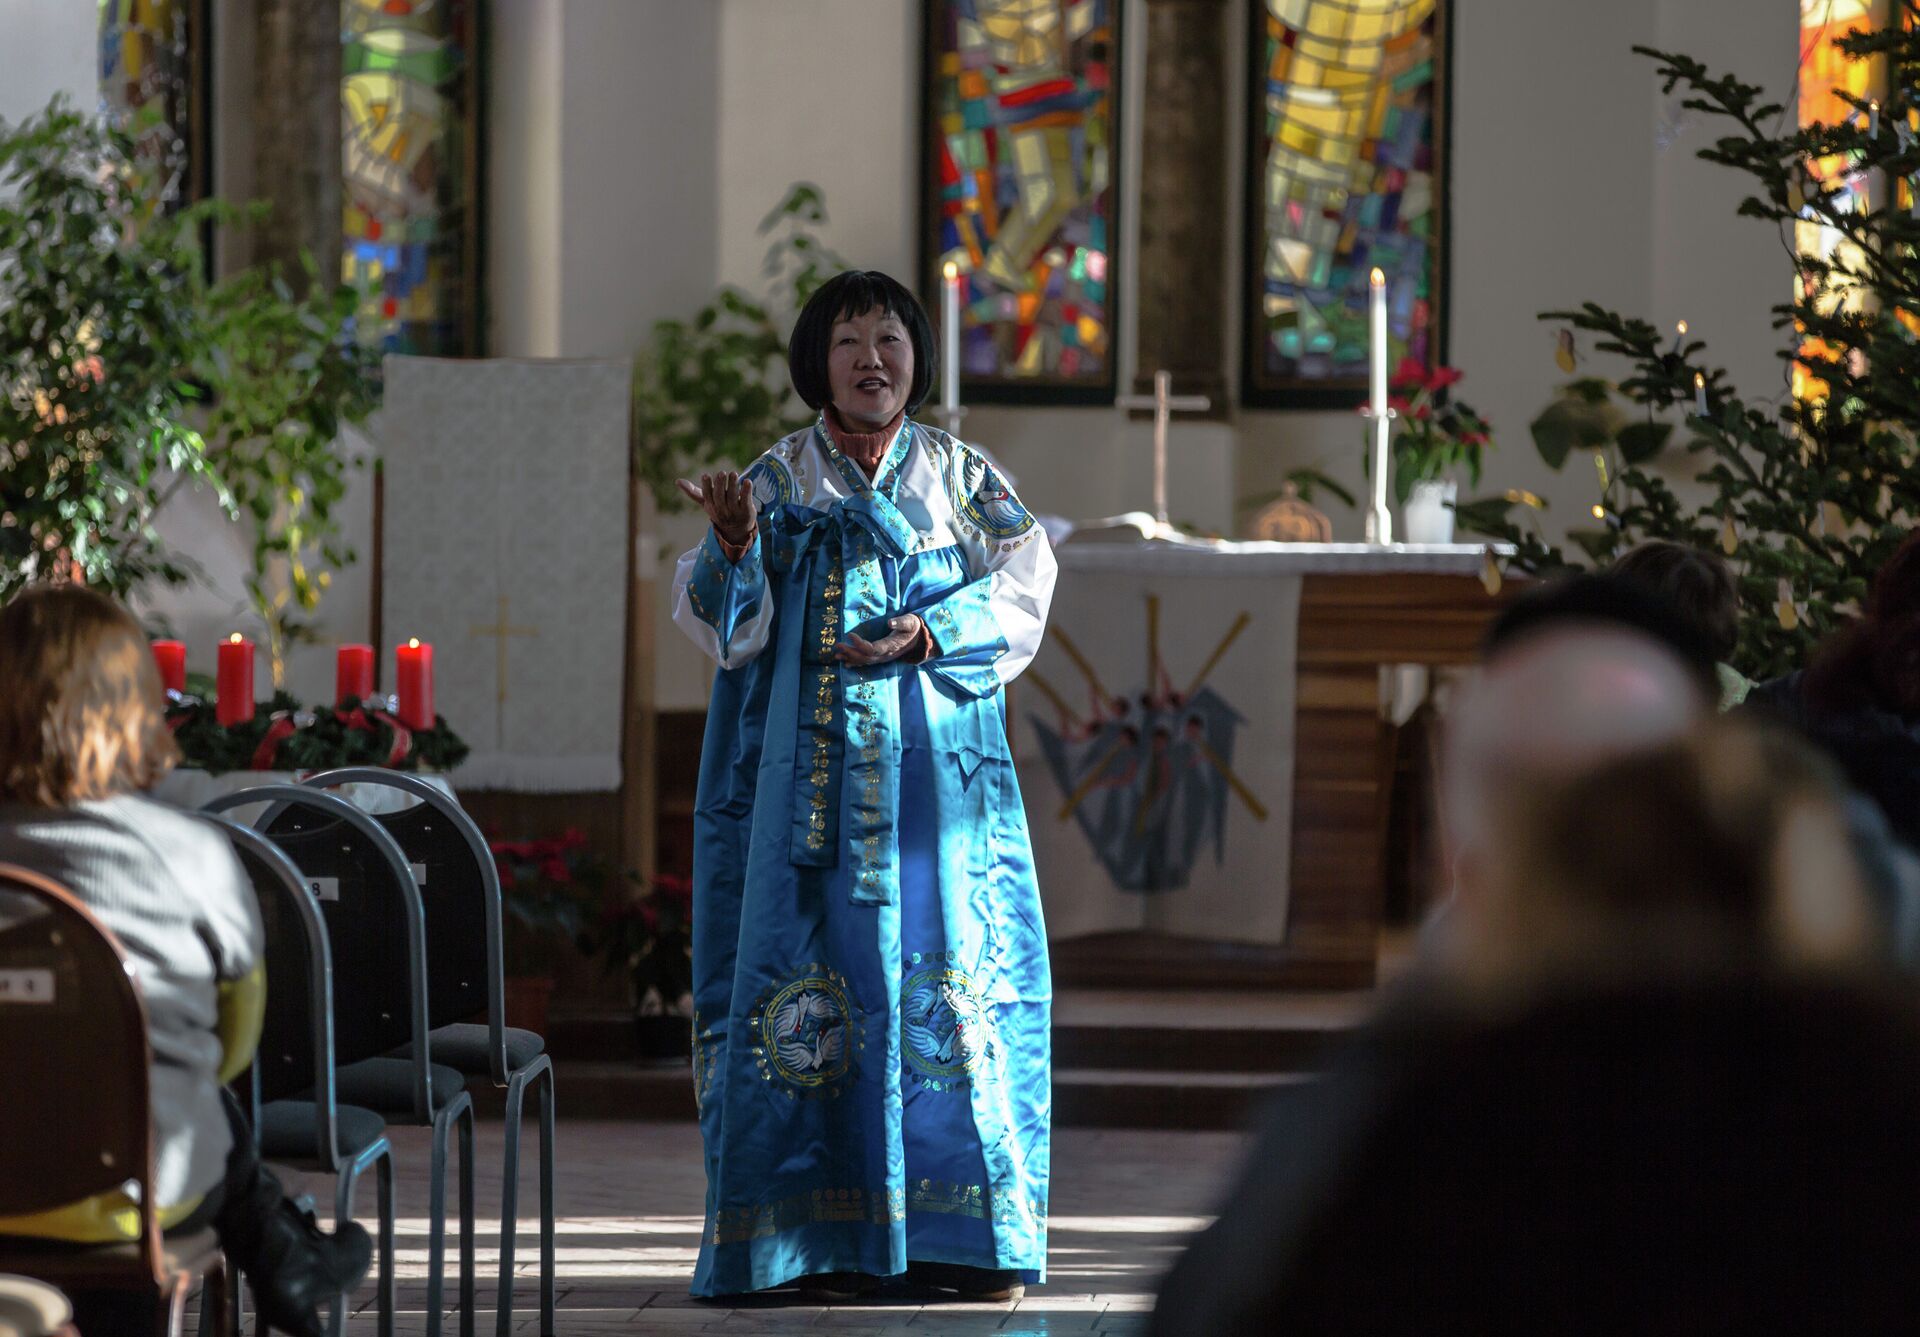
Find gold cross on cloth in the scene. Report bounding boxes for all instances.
[1114,369,1210,533]
[469,595,538,740]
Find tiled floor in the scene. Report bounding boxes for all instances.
[251,1119,1244,1335]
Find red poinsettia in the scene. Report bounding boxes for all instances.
[1372,364,1496,505]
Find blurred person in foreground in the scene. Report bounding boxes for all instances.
[0,586,370,1337]
[1747,529,1920,850]
[1154,580,1920,1336]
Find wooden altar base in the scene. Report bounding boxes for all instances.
[1053,570,1514,991]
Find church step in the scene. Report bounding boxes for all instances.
[548,986,1373,1075]
[486,1059,1317,1130]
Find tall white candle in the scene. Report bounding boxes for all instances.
[1367,267,1393,544]
[1369,266,1388,416]
[942,259,962,416]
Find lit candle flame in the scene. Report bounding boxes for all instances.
[943,259,959,281]
[408,637,421,649]
[1591,504,1607,520]
[1695,372,1705,389]
[1676,320,1688,336]
[1369,267,1385,289]
[228,632,242,644]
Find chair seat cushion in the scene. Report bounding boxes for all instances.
[257,1101,389,1165]
[331,1057,466,1116]
[393,1023,546,1077]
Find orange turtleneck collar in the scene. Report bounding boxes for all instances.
[824,405,906,480]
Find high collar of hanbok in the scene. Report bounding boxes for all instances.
[823,405,906,480]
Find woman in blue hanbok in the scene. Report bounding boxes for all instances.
[672,271,1058,1301]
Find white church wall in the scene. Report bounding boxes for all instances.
[0,1,94,124]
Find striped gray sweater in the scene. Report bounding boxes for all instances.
[0,793,263,1208]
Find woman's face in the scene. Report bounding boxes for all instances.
[826,306,913,431]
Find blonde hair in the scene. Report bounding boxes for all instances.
[0,586,179,806]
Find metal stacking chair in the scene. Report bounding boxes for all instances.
[299,769,557,1337]
[203,787,475,1337]
[0,864,231,1337]
[199,814,396,1337]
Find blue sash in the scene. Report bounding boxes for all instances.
[765,419,919,906]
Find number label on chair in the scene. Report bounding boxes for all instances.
[0,968,54,1003]
[309,877,340,902]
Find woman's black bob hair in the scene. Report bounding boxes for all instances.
[788,270,937,416]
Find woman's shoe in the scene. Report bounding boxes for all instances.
[796,1271,882,1303]
[907,1261,1026,1303]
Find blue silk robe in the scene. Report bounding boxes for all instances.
[672,416,1058,1296]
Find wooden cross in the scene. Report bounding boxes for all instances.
[1115,370,1210,532]
[469,594,538,741]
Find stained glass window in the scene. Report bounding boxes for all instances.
[1795,0,1886,402]
[1243,0,1447,408]
[97,0,206,212]
[342,0,481,356]
[923,0,1122,403]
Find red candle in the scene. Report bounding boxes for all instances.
[336,643,375,703]
[215,634,255,727]
[395,638,434,730]
[150,640,186,695]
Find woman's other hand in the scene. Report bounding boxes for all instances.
[834,614,928,667]
[677,471,756,548]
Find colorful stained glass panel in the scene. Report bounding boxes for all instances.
[342,0,480,356]
[923,0,1122,403]
[97,0,203,212]
[1794,0,1884,402]
[1243,0,1447,407]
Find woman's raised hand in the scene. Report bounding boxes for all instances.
[677,471,756,548]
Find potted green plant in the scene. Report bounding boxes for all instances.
[1386,358,1493,544]
[488,829,603,1036]
[585,873,694,1063]
[0,97,376,677]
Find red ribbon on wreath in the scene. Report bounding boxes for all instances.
[332,707,414,768]
[250,713,300,770]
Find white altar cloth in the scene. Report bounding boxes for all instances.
[1021,539,1506,946]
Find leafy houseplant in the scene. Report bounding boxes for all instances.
[585,873,694,1061]
[0,98,377,680]
[631,184,848,513]
[1456,15,1920,680]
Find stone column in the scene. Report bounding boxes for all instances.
[250,0,340,287]
[1131,0,1231,419]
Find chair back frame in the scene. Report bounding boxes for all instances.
[0,864,168,1284]
[197,814,346,1169]
[300,768,512,1085]
[200,785,437,1122]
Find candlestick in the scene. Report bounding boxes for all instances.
[1694,372,1710,417]
[1366,267,1393,544]
[395,638,435,731]
[941,259,962,418]
[216,633,255,727]
[336,643,375,703]
[150,640,186,695]
[1871,99,1881,138]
